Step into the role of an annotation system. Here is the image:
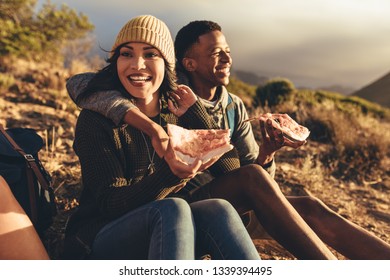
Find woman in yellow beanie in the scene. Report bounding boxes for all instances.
[62,15,260,260]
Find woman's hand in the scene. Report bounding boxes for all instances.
[168,84,197,117]
[163,137,222,179]
[163,139,202,179]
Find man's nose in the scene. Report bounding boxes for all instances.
[220,51,232,62]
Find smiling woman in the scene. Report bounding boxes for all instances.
[116,43,165,112]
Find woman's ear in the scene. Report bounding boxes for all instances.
[182,58,197,72]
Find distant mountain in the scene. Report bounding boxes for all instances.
[317,85,356,95]
[352,72,390,108]
[231,69,268,86]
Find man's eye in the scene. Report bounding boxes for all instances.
[212,50,230,57]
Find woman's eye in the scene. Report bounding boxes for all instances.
[120,51,131,57]
[144,52,159,58]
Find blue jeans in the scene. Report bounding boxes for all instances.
[89,197,259,260]
[191,199,260,260]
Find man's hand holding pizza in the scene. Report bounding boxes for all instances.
[245,113,309,167]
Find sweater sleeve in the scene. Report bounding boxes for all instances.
[74,110,187,218]
[179,100,219,129]
[229,95,276,177]
[67,73,137,126]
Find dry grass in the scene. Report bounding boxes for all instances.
[248,93,390,259]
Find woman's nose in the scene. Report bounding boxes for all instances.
[130,56,146,70]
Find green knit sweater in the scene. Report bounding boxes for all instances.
[62,99,240,259]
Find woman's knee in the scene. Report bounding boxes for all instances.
[208,199,237,216]
[136,198,195,241]
[191,199,240,221]
[152,197,192,219]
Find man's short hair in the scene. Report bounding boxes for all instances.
[174,20,222,67]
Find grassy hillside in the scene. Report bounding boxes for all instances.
[1,58,389,260]
[254,88,390,182]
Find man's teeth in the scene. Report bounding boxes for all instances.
[217,68,230,73]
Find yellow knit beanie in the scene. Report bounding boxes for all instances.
[111,15,175,68]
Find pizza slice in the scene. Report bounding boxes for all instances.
[167,124,234,164]
[245,113,310,142]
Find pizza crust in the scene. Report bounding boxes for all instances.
[245,113,310,142]
[271,113,310,142]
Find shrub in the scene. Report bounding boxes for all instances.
[227,76,257,107]
[255,78,296,107]
[0,0,94,63]
[301,101,388,182]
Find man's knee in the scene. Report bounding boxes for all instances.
[290,196,333,218]
[238,164,276,196]
[238,164,269,180]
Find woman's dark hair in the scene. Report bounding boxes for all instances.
[77,43,177,103]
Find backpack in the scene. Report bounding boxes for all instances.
[0,124,57,234]
[226,92,237,138]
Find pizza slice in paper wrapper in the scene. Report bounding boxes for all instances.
[245,113,310,142]
[167,124,234,165]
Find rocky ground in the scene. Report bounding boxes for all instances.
[1,67,389,260]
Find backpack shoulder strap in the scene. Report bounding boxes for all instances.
[226,93,236,138]
[0,124,50,191]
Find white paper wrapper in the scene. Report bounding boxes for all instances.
[167,124,233,165]
[175,143,234,164]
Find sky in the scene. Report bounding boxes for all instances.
[37,0,390,90]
